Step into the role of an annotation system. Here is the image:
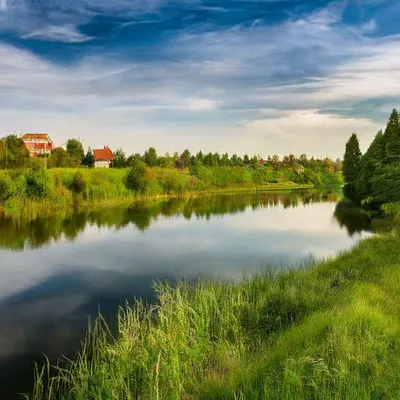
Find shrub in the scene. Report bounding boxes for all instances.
[0,174,15,201]
[158,170,181,194]
[25,166,53,198]
[125,160,148,195]
[71,171,87,194]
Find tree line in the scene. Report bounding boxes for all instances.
[343,108,400,206]
[0,135,342,174]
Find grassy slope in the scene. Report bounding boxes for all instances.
[33,233,400,400]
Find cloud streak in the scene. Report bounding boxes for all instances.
[0,1,399,157]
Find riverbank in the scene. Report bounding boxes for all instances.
[31,230,400,399]
[0,167,318,218]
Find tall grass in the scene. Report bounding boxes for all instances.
[30,232,400,399]
[0,167,316,216]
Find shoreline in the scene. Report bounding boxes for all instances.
[30,231,400,399]
[1,183,316,218]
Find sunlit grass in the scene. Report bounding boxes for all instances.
[28,232,400,399]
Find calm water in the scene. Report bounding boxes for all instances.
[0,191,374,399]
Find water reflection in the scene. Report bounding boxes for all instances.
[0,190,374,399]
[0,191,342,251]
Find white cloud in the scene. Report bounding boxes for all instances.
[21,24,93,43]
[187,98,217,111]
[0,1,399,157]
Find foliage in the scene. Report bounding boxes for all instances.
[113,148,126,168]
[66,139,84,167]
[125,160,148,194]
[82,147,94,168]
[71,171,87,194]
[30,233,400,400]
[343,133,362,184]
[0,135,30,169]
[144,147,158,167]
[0,173,15,201]
[48,148,72,168]
[343,109,400,206]
[25,166,53,198]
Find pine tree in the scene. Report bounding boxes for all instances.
[356,130,385,199]
[384,109,400,162]
[343,133,362,184]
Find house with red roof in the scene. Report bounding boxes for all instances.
[22,133,54,157]
[93,146,114,168]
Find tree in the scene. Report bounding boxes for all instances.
[144,147,158,167]
[343,133,362,184]
[243,154,250,165]
[356,130,385,199]
[113,148,126,168]
[0,135,30,169]
[195,151,204,164]
[384,109,400,162]
[221,152,230,166]
[175,149,191,169]
[124,159,148,195]
[82,147,94,168]
[66,138,84,167]
[126,153,144,167]
[48,148,72,168]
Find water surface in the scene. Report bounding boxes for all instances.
[0,191,374,399]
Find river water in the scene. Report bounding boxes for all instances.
[0,191,374,399]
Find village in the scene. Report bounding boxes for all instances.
[21,132,114,168]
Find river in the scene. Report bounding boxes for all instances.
[0,190,374,399]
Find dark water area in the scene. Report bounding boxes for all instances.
[0,191,376,399]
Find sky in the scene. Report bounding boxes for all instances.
[0,0,399,158]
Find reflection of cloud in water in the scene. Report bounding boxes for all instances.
[0,192,375,399]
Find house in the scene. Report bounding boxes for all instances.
[22,133,54,157]
[93,146,114,168]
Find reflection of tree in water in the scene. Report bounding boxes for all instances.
[0,190,340,250]
[333,200,373,237]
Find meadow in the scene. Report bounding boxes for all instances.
[30,230,400,399]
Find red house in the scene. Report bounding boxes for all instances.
[22,133,54,157]
[93,146,114,168]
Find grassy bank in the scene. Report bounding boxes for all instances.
[0,167,319,217]
[31,232,400,399]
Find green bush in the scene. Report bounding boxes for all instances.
[71,171,87,194]
[0,174,15,201]
[125,161,148,195]
[25,166,53,198]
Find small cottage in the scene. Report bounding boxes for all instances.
[93,146,114,168]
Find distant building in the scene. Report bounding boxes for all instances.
[93,146,114,168]
[22,133,54,157]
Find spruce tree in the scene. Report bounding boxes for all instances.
[343,133,362,184]
[356,130,385,198]
[384,109,400,162]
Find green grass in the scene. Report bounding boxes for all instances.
[30,232,400,399]
[0,167,315,217]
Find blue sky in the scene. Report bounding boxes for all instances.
[0,0,399,158]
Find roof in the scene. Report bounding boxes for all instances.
[22,133,53,142]
[93,146,114,161]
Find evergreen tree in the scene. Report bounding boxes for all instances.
[356,130,385,200]
[82,147,94,168]
[195,151,204,164]
[384,109,400,162]
[343,133,362,184]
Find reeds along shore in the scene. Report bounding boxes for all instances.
[31,231,400,400]
[0,166,338,215]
